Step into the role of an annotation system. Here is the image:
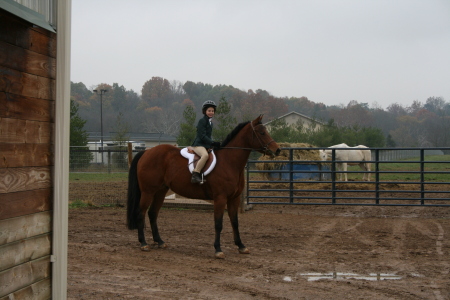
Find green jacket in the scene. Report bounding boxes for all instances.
[191,115,213,148]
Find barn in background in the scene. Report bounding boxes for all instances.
[0,0,71,298]
[264,111,324,132]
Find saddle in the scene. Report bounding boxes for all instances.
[180,147,217,175]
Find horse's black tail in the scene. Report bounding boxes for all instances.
[127,151,145,230]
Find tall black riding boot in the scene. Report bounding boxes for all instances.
[191,172,202,184]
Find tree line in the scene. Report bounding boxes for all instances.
[71,77,450,148]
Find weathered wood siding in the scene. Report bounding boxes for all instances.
[0,8,55,299]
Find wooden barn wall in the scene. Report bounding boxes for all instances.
[0,8,56,299]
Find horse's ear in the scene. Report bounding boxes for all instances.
[253,114,264,125]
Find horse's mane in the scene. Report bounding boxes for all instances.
[221,121,251,147]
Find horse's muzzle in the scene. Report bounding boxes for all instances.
[267,148,281,158]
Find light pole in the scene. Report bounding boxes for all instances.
[93,89,107,161]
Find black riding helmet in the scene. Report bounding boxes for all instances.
[202,100,217,114]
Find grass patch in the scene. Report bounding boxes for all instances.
[69,199,97,208]
[343,155,450,181]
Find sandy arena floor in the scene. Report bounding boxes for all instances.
[68,198,450,299]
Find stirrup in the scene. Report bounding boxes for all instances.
[200,173,206,185]
[191,172,206,184]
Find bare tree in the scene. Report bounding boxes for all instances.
[142,107,181,137]
[425,96,446,115]
[424,115,450,147]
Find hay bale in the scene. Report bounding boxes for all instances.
[256,153,287,171]
[278,142,322,161]
[255,142,322,171]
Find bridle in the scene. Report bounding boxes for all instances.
[220,122,277,156]
[250,122,277,156]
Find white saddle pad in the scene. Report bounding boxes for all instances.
[180,147,216,175]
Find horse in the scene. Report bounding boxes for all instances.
[127,115,281,259]
[319,143,371,181]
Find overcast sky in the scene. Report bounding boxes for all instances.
[71,0,450,109]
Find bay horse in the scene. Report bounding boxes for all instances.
[127,115,280,259]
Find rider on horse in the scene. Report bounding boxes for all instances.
[190,100,221,184]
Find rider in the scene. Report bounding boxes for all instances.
[191,100,221,184]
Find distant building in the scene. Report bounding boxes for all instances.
[264,111,324,132]
[87,132,178,149]
[83,132,178,164]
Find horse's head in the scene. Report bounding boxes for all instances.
[251,115,281,158]
[319,149,328,161]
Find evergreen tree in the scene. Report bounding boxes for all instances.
[214,96,237,141]
[70,99,92,170]
[177,105,197,146]
[360,127,385,147]
[267,118,293,143]
[70,99,89,146]
[386,134,396,147]
[306,119,342,147]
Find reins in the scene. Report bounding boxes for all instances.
[218,122,276,155]
[219,146,253,151]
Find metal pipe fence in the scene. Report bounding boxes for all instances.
[246,147,450,207]
[69,147,450,207]
[69,147,141,173]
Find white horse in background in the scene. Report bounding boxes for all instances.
[319,143,372,181]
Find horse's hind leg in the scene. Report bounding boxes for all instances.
[336,163,344,181]
[359,163,366,181]
[228,196,249,255]
[148,188,169,248]
[359,163,370,181]
[138,192,153,251]
[213,199,227,259]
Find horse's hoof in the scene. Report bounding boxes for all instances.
[140,245,150,251]
[154,242,167,249]
[239,247,250,254]
[215,252,225,259]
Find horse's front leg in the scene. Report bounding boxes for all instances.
[342,163,348,181]
[336,163,343,181]
[364,163,371,181]
[213,200,227,259]
[228,196,249,255]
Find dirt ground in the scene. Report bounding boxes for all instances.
[68,182,450,300]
